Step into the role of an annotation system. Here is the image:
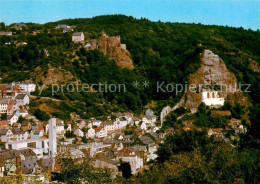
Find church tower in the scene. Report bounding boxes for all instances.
[49,118,57,158]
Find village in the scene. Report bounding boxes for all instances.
[0,78,247,182]
[0,23,249,183]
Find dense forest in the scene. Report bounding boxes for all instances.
[0,15,260,183]
[0,15,259,120]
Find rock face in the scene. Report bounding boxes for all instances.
[181,49,251,110]
[90,33,134,70]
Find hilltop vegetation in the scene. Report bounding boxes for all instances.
[0,15,259,119]
[1,15,260,183]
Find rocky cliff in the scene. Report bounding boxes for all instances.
[181,49,251,110]
[91,33,134,69]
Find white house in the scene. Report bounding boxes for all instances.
[15,109,28,117]
[86,128,95,139]
[19,81,36,93]
[144,109,157,126]
[78,120,86,129]
[115,118,128,129]
[31,129,44,139]
[0,129,13,142]
[12,128,28,141]
[66,124,72,132]
[74,128,84,137]
[15,94,29,106]
[56,124,65,136]
[7,114,19,126]
[0,98,10,114]
[95,126,107,138]
[202,89,225,107]
[92,120,102,127]
[72,32,84,42]
[7,104,17,115]
[140,121,147,131]
[101,121,118,131]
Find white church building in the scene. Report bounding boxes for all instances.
[202,89,225,108]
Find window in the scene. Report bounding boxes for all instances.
[27,142,36,148]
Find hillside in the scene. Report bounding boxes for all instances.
[0,15,259,120]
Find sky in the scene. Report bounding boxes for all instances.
[0,0,259,30]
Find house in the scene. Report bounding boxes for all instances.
[15,109,28,117]
[15,94,29,106]
[0,129,13,142]
[31,129,44,139]
[12,128,28,141]
[12,123,21,129]
[95,126,107,138]
[19,81,36,93]
[93,120,102,127]
[132,117,141,126]
[0,98,18,114]
[86,128,95,139]
[101,120,117,131]
[202,89,225,108]
[140,121,147,131]
[78,120,86,129]
[66,124,72,132]
[56,123,65,136]
[0,31,12,36]
[21,122,32,131]
[63,28,74,33]
[115,118,128,129]
[0,121,9,129]
[74,128,84,137]
[7,114,19,126]
[92,158,120,173]
[0,98,10,114]
[56,24,70,29]
[72,32,84,42]
[7,104,15,115]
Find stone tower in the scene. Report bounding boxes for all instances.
[48,118,57,158]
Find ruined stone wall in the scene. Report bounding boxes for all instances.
[87,33,134,69]
[97,34,108,55]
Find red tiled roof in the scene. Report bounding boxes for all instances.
[95,126,104,132]
[19,109,28,113]
[38,126,44,130]
[7,104,13,110]
[0,121,9,128]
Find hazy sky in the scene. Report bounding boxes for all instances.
[0,0,259,30]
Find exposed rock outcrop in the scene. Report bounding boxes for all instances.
[89,33,134,69]
[181,49,251,110]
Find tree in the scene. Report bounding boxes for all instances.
[157,129,212,163]
[0,113,7,120]
[17,116,26,123]
[56,155,113,183]
[33,109,50,121]
[81,136,88,143]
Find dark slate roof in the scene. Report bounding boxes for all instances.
[139,135,154,145]
[15,94,27,100]
[0,149,36,160]
[0,129,10,135]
